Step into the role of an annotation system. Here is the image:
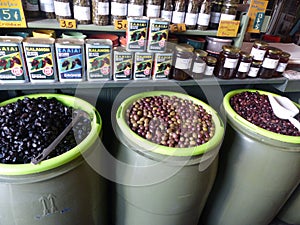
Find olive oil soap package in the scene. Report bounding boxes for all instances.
[126,17,149,52]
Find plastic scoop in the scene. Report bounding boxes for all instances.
[268,95,300,131]
[31,110,88,165]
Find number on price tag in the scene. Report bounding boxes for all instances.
[59,19,77,29]
[169,23,186,33]
[0,0,27,28]
[114,20,128,30]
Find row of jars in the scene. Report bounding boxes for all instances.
[173,41,291,80]
[24,0,240,29]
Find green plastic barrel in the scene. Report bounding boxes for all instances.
[201,89,300,225]
[277,185,300,225]
[0,94,106,225]
[112,91,224,225]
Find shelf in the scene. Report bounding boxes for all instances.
[273,79,300,92]
[0,77,287,91]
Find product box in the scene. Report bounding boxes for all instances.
[85,39,112,81]
[133,52,153,80]
[113,47,133,80]
[126,16,149,52]
[147,18,170,52]
[153,52,173,80]
[0,36,28,83]
[55,38,85,82]
[23,37,57,83]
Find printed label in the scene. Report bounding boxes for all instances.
[134,53,153,80]
[127,4,144,17]
[175,57,191,70]
[146,5,161,18]
[210,12,221,24]
[24,44,56,81]
[192,62,206,73]
[111,2,127,16]
[86,45,111,80]
[40,0,55,12]
[220,14,236,21]
[148,20,169,52]
[54,1,71,17]
[276,62,288,72]
[97,2,109,15]
[185,13,198,26]
[74,6,91,20]
[56,45,83,80]
[126,19,148,52]
[238,62,251,73]
[204,65,214,76]
[262,58,279,69]
[250,47,266,61]
[0,43,26,81]
[153,53,173,79]
[26,0,39,11]
[197,13,210,26]
[172,11,185,24]
[248,66,259,77]
[224,58,238,69]
[161,10,172,21]
[114,52,133,80]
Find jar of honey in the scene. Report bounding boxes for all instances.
[258,47,282,79]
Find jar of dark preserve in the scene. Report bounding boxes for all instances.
[250,40,269,62]
[209,0,223,30]
[172,45,194,80]
[214,45,240,79]
[204,56,217,76]
[235,51,252,79]
[274,51,291,77]
[247,60,262,78]
[258,47,282,79]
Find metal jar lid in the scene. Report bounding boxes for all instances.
[267,47,282,55]
[280,52,291,58]
[206,56,217,64]
[253,40,269,48]
[222,45,241,54]
[194,49,208,58]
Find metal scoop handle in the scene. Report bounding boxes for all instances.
[31,110,86,165]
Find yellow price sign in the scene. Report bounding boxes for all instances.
[0,0,27,28]
[59,19,77,29]
[169,23,186,33]
[217,20,240,37]
[114,20,128,30]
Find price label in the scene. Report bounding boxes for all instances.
[217,20,240,37]
[0,0,27,28]
[247,0,268,33]
[169,23,186,33]
[253,12,265,31]
[114,20,127,30]
[59,19,77,29]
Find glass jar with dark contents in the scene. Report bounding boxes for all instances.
[250,40,268,62]
[172,45,194,80]
[204,56,217,76]
[220,3,237,22]
[214,45,240,79]
[258,47,282,79]
[247,60,262,78]
[209,0,223,30]
[274,51,291,77]
[235,51,252,79]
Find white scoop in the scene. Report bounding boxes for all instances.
[268,95,300,131]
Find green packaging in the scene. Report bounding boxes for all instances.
[113,47,133,80]
[133,52,153,80]
[153,52,173,80]
[126,17,149,52]
[147,18,169,52]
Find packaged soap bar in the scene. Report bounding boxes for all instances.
[23,37,57,82]
[55,38,85,82]
[153,52,173,79]
[113,47,133,80]
[147,18,169,52]
[85,39,112,80]
[133,52,153,80]
[126,17,149,52]
[0,36,28,83]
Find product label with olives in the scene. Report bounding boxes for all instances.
[56,45,84,81]
[148,19,169,52]
[86,44,112,80]
[134,52,153,80]
[113,51,133,80]
[24,43,56,82]
[126,18,149,52]
[153,53,173,79]
[0,43,27,82]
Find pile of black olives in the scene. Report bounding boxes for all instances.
[0,97,91,164]
[230,91,300,136]
[126,95,215,148]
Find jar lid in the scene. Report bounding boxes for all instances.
[212,0,223,5]
[177,44,194,52]
[194,49,208,57]
[281,51,291,58]
[223,0,239,3]
[240,51,252,59]
[251,60,262,66]
[206,56,217,63]
[268,47,282,55]
[222,45,241,54]
[254,40,268,48]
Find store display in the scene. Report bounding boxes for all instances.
[127,0,145,17]
[197,0,211,30]
[0,37,28,83]
[146,0,161,18]
[55,38,85,82]
[85,39,113,80]
[113,46,133,80]
[205,36,232,53]
[204,55,217,76]
[171,0,186,24]
[73,0,91,24]
[54,0,73,20]
[220,2,237,22]
[190,50,207,79]
[247,60,262,78]
[147,18,169,52]
[235,51,252,79]
[39,0,56,19]
[92,0,110,26]
[110,0,128,24]
[274,52,291,77]
[184,0,199,30]
[209,0,223,30]
[126,17,149,52]
[133,52,153,80]
[23,37,57,83]
[152,51,173,79]
[172,45,193,80]
[258,47,282,79]
[161,0,174,21]
[250,40,269,62]
[24,0,41,18]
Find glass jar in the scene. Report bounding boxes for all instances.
[274,52,291,77]
[235,51,252,79]
[73,0,91,24]
[190,51,206,79]
[128,0,145,17]
[247,60,262,78]
[146,0,161,18]
[92,0,110,26]
[214,45,240,79]
[25,0,41,18]
[250,40,269,62]
[195,49,208,59]
[54,0,73,20]
[258,47,282,79]
[39,0,56,19]
[185,0,199,30]
[220,3,237,22]
[110,0,128,25]
[204,56,217,76]
[161,0,174,21]
[172,0,186,24]
[172,45,194,80]
[209,0,223,30]
[197,0,211,31]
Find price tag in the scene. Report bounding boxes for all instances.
[59,19,77,29]
[247,0,268,33]
[0,0,27,28]
[114,20,128,30]
[253,12,265,31]
[217,20,240,37]
[169,23,186,33]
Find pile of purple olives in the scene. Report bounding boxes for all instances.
[0,97,91,164]
[230,91,300,136]
[126,95,215,148]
